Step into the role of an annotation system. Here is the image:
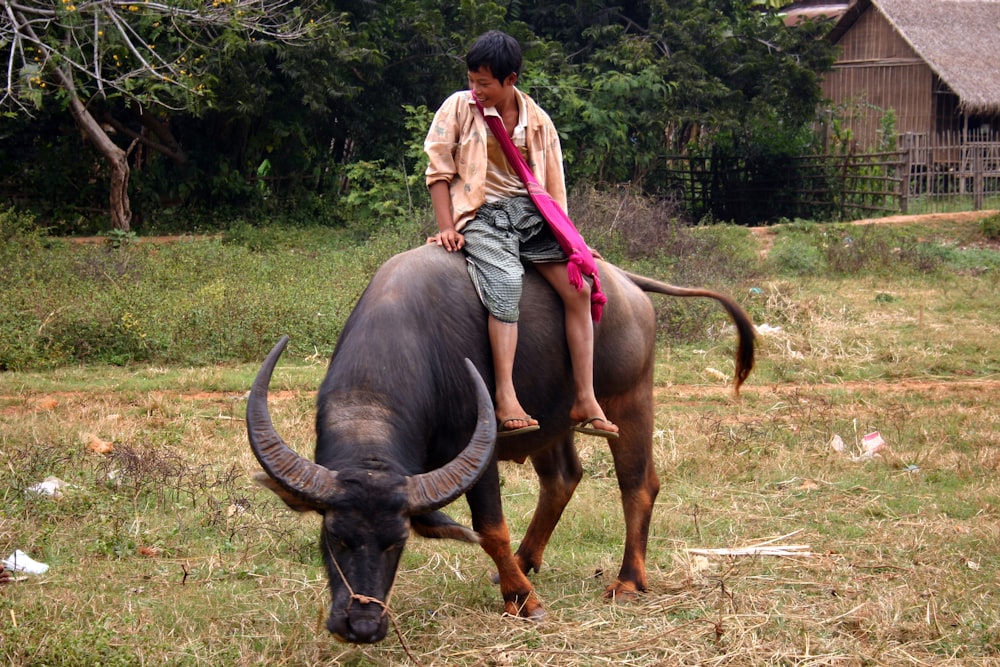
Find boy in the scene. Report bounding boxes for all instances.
[424,30,618,440]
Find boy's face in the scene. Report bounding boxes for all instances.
[468,66,517,109]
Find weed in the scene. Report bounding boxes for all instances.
[104,228,138,249]
[980,211,1000,240]
[769,234,825,275]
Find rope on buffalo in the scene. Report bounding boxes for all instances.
[325,540,424,665]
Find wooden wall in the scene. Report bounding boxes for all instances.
[821,6,936,148]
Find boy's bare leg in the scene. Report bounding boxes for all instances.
[489,316,538,430]
[534,263,618,435]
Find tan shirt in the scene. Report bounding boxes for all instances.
[482,102,529,202]
[424,88,567,231]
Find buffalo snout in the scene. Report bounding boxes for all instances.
[328,601,388,643]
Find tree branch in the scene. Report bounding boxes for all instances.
[1,0,331,112]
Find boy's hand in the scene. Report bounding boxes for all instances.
[427,229,465,252]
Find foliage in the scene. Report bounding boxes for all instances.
[0,206,43,244]
[336,104,435,231]
[982,212,1000,240]
[0,0,336,231]
[524,31,675,186]
[650,1,838,223]
[652,0,836,146]
[1,0,841,232]
[0,0,326,114]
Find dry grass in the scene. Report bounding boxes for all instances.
[1,370,997,665]
[1,217,999,666]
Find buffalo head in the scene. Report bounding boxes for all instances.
[246,336,496,643]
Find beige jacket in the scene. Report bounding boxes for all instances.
[424,88,567,231]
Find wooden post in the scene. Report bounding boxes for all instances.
[900,147,911,214]
[974,144,984,210]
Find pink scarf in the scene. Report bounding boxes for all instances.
[474,97,607,322]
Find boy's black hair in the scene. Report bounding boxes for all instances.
[466,31,522,85]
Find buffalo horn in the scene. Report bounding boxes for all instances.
[406,358,497,514]
[247,336,338,505]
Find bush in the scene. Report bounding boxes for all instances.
[765,220,974,278]
[570,184,761,283]
[570,184,763,343]
[982,212,1000,241]
[766,221,826,276]
[570,184,689,260]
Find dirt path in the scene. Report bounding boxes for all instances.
[845,210,998,226]
[655,377,1000,401]
[4,378,997,418]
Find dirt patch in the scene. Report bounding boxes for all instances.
[3,379,996,418]
[846,210,997,226]
[654,378,1000,402]
[0,389,297,418]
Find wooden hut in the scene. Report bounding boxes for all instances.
[821,0,1000,155]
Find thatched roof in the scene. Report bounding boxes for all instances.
[829,0,1000,114]
[781,2,849,27]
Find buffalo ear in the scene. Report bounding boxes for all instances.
[254,472,324,513]
[410,510,480,544]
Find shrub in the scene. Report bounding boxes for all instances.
[767,220,963,278]
[570,184,761,284]
[767,221,826,275]
[982,212,1000,241]
[570,184,762,343]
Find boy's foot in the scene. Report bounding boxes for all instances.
[497,415,540,438]
[572,416,619,440]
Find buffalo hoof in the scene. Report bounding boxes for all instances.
[504,594,546,620]
[603,580,643,602]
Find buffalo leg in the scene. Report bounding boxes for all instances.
[513,434,582,574]
[466,465,545,618]
[605,404,659,600]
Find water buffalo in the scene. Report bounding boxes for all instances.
[247,243,754,643]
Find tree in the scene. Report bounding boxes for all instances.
[1,0,329,231]
[521,32,675,187]
[515,0,832,193]
[647,0,835,149]
[1,0,840,229]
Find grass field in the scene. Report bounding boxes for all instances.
[1,212,998,665]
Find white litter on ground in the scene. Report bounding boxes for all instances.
[3,550,49,575]
[686,530,815,558]
[754,323,784,335]
[26,476,73,498]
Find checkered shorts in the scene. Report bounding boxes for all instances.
[463,196,567,323]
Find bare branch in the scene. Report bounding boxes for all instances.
[1,0,331,112]
[92,10,102,95]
